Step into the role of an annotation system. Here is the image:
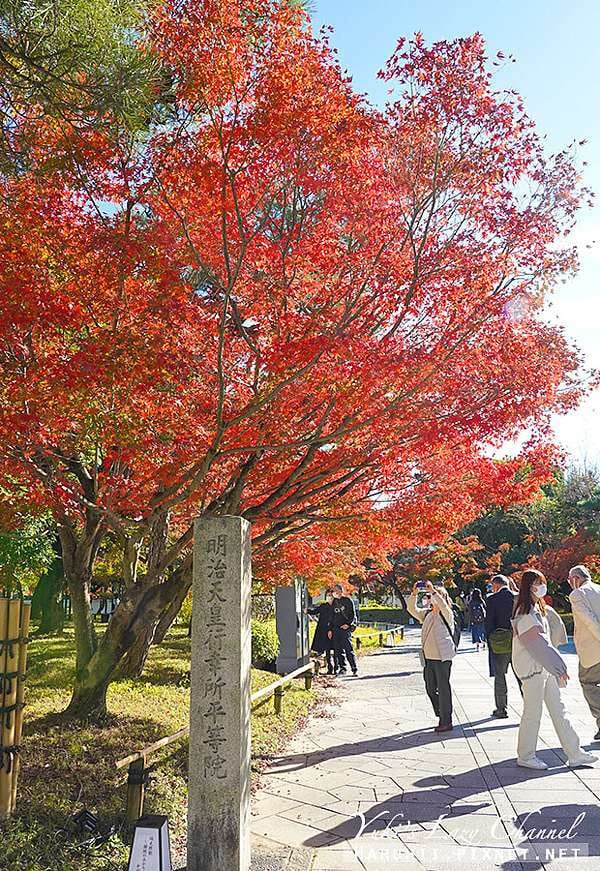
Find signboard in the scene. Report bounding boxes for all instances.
[127,815,172,871]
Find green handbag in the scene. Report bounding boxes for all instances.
[489,628,513,655]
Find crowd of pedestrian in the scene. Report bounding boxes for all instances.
[406,564,600,769]
[310,564,600,771]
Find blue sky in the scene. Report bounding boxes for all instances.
[313,1,600,465]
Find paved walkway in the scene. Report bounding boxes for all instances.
[251,630,600,871]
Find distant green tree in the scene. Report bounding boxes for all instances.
[0,0,159,171]
[0,512,55,590]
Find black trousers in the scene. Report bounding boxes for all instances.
[423,659,453,725]
[334,627,357,673]
[325,646,339,672]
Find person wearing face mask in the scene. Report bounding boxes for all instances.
[408,581,456,733]
[308,589,338,674]
[331,584,358,676]
[512,569,597,770]
[567,564,600,741]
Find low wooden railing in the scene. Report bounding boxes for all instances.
[115,626,405,824]
[355,625,404,649]
[115,660,317,824]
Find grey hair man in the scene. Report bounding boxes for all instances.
[484,574,518,718]
[568,564,600,741]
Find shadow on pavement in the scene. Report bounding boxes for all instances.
[301,759,600,870]
[266,718,519,774]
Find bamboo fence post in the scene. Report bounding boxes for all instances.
[0,598,23,820]
[10,600,30,812]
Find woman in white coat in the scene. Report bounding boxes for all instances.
[407,581,456,733]
[512,569,597,770]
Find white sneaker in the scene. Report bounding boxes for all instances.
[567,752,598,767]
[517,756,548,770]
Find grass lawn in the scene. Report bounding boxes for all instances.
[3,626,317,871]
[308,622,398,652]
[353,625,398,649]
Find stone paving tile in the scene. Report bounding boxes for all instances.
[251,814,347,848]
[251,629,600,869]
[279,803,347,827]
[318,799,362,815]
[262,781,334,805]
[274,769,353,790]
[331,784,379,802]
[311,848,366,870]
[251,795,303,819]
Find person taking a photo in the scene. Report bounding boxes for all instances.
[408,581,456,733]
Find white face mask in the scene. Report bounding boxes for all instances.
[533,584,547,599]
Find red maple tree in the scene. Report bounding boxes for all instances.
[0,2,590,717]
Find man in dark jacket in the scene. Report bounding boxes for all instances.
[484,574,517,718]
[332,584,358,676]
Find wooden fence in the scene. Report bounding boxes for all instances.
[115,661,317,824]
[115,624,404,824]
[355,625,404,649]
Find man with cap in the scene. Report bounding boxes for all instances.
[484,574,518,718]
[568,564,600,741]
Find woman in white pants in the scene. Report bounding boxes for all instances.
[512,569,597,770]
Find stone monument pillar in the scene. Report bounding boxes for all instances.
[188,516,252,871]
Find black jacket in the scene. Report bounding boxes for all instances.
[332,596,357,630]
[308,602,334,654]
[484,586,516,637]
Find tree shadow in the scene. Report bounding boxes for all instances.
[350,671,419,681]
[302,757,600,867]
[502,803,600,869]
[264,719,517,774]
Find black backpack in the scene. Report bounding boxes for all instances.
[470,603,485,625]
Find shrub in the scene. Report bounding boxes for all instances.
[358,607,408,626]
[251,618,279,668]
[252,593,275,620]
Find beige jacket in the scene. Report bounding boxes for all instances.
[407,591,456,662]
[569,580,600,668]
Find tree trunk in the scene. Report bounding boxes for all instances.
[63,559,191,720]
[63,672,112,721]
[31,557,65,635]
[154,579,191,644]
[67,559,98,673]
[114,619,158,681]
[114,573,191,680]
[58,522,100,675]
